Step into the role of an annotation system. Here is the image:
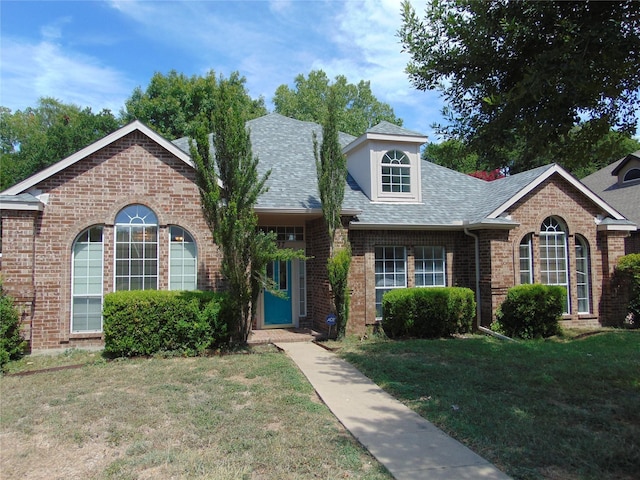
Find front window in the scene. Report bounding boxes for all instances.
[539,217,569,313]
[381,150,410,193]
[375,246,407,317]
[519,234,533,284]
[71,226,104,333]
[169,226,197,290]
[575,235,591,314]
[415,246,446,287]
[115,205,158,291]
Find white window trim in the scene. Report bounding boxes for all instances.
[168,226,198,291]
[71,226,104,334]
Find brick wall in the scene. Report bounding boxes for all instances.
[9,132,222,351]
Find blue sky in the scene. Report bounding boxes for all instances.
[0,0,445,138]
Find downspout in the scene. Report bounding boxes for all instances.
[464,224,514,341]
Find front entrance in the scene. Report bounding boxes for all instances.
[264,260,293,326]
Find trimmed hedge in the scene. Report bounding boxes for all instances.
[0,282,26,370]
[614,253,640,328]
[103,290,228,357]
[382,287,475,339]
[493,284,564,339]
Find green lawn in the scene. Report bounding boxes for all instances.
[0,347,391,480]
[337,330,640,480]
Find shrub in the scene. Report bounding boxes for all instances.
[0,281,26,370]
[103,290,228,357]
[328,245,352,338]
[382,287,475,339]
[493,284,564,339]
[614,253,640,328]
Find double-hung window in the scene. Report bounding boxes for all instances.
[414,246,446,287]
[375,246,406,317]
[381,150,411,193]
[71,226,104,332]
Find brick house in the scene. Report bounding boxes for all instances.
[1,114,636,351]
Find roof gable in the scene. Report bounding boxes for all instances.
[1,121,193,195]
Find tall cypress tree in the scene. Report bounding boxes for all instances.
[314,86,352,338]
[190,77,274,344]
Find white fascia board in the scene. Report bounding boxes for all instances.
[342,132,428,155]
[488,164,627,221]
[596,223,637,232]
[0,200,44,211]
[1,121,194,196]
[349,219,518,231]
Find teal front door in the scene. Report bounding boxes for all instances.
[264,260,293,326]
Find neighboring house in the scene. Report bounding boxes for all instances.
[0,114,636,351]
[582,150,640,254]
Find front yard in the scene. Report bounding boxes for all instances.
[337,330,640,480]
[0,347,390,480]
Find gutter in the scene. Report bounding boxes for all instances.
[463,224,514,341]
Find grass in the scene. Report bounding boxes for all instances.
[0,346,391,480]
[336,330,640,480]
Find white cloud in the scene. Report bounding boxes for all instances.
[1,36,133,114]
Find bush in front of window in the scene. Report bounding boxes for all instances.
[0,280,26,370]
[614,253,640,328]
[493,284,564,339]
[381,287,475,339]
[103,290,229,357]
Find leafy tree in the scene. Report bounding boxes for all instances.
[274,70,402,137]
[0,98,120,190]
[190,76,298,344]
[123,70,267,140]
[399,0,640,173]
[313,86,351,338]
[423,139,485,173]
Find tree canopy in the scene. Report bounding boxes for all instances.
[399,0,640,173]
[274,70,402,137]
[0,98,120,190]
[122,70,267,140]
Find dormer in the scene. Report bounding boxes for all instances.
[611,150,640,185]
[343,122,427,203]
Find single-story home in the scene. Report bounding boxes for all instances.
[582,150,640,255]
[0,113,636,351]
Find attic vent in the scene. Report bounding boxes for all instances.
[623,168,640,183]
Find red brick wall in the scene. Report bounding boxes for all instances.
[483,175,628,328]
[10,132,222,351]
[0,210,38,344]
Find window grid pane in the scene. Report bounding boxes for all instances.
[115,205,158,291]
[519,234,533,284]
[415,246,446,287]
[381,151,411,193]
[299,259,307,317]
[540,218,569,313]
[72,226,103,333]
[375,246,407,317]
[575,236,590,314]
[169,226,197,291]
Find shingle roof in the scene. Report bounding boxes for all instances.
[582,151,640,226]
[173,113,629,229]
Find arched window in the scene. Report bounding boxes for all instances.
[539,217,569,313]
[169,226,197,290]
[575,235,591,314]
[115,205,158,291]
[623,168,640,183]
[519,233,533,284]
[71,226,104,332]
[381,150,410,193]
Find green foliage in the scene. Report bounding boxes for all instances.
[122,70,266,140]
[423,139,485,173]
[191,75,293,344]
[382,287,475,339]
[493,284,564,339]
[274,69,402,137]
[1,98,120,189]
[103,290,228,357]
[328,246,352,339]
[0,281,26,369]
[399,0,640,174]
[614,254,640,328]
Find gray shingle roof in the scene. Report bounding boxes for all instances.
[582,151,640,225]
[173,113,614,229]
[366,121,425,138]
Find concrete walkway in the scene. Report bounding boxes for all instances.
[275,341,510,480]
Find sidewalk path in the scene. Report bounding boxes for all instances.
[275,341,511,480]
